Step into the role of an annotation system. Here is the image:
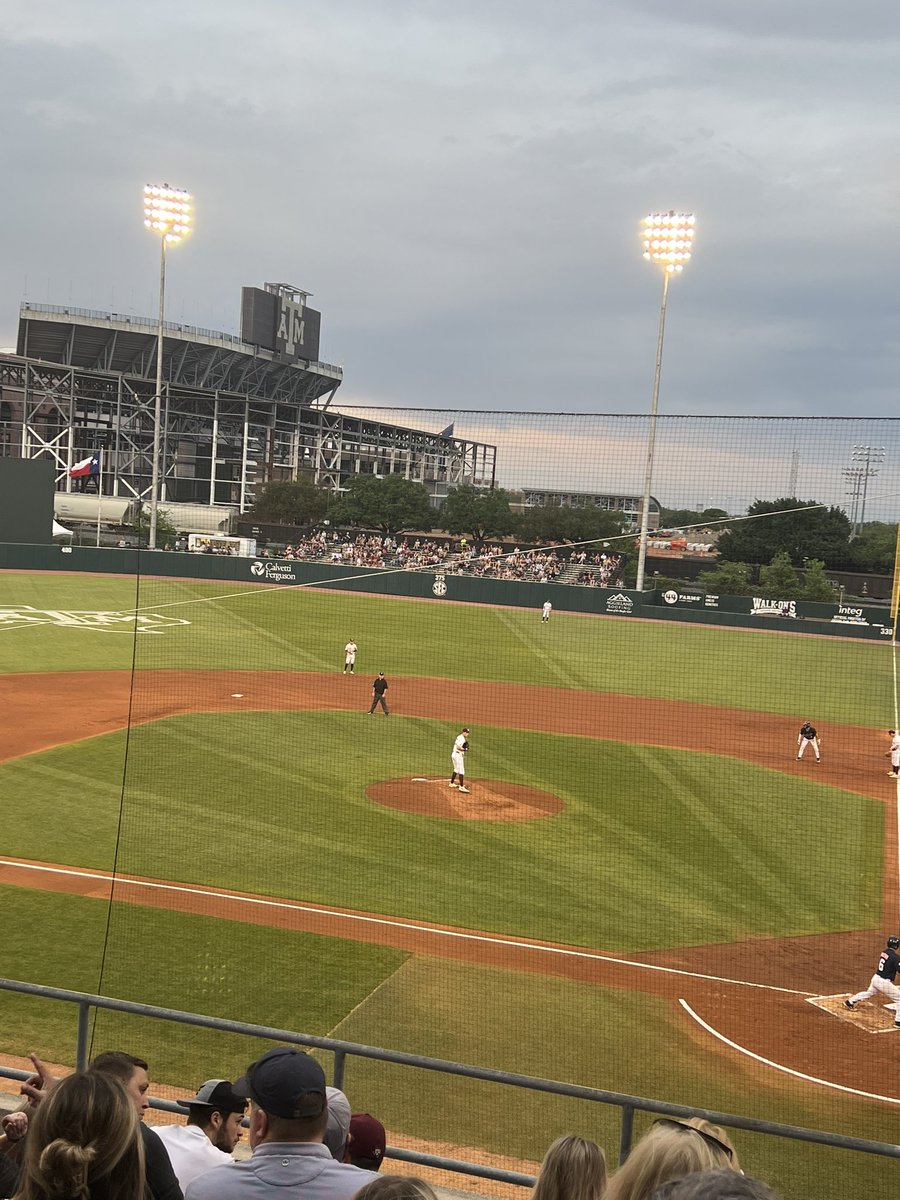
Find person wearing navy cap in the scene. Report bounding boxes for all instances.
[184,1048,379,1200]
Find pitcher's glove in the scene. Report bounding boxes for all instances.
[462,740,469,751]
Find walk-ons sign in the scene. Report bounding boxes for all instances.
[0,606,190,634]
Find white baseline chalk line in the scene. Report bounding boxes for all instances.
[0,857,810,996]
[679,998,900,1106]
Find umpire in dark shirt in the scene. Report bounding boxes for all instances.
[367,673,390,716]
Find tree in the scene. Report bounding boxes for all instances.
[248,480,331,527]
[517,503,626,547]
[716,498,851,567]
[800,558,838,602]
[696,561,753,595]
[658,506,729,529]
[757,551,800,597]
[327,473,434,535]
[846,522,898,573]
[133,506,179,548]
[439,486,517,545]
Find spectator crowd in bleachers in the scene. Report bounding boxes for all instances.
[0,1043,782,1200]
[257,532,625,588]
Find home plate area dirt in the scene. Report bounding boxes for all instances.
[807,994,900,1033]
[368,778,565,821]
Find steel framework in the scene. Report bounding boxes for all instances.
[1,305,495,512]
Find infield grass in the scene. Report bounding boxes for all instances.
[0,713,881,950]
[0,570,889,724]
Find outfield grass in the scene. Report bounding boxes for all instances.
[0,570,889,724]
[0,713,881,950]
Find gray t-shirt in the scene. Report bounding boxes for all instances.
[185,1141,378,1200]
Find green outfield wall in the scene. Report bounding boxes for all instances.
[0,542,892,640]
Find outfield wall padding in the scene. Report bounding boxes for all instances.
[0,542,892,639]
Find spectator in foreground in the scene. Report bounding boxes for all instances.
[89,1052,183,1200]
[152,1080,248,1190]
[185,1047,379,1200]
[604,1119,739,1200]
[13,1071,144,1200]
[532,1134,607,1200]
[345,1114,385,1172]
[324,1088,352,1161]
[650,1170,779,1200]
[351,1177,438,1200]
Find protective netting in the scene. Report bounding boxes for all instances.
[2,410,899,1197]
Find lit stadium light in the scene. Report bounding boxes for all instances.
[143,184,193,244]
[640,211,696,273]
[634,210,697,593]
[143,183,194,549]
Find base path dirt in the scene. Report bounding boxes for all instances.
[2,668,899,1102]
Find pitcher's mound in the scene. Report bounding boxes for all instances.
[368,779,565,821]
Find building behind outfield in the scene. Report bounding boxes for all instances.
[0,282,496,529]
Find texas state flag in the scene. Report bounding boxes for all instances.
[69,452,101,479]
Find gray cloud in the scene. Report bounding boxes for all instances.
[2,1,899,421]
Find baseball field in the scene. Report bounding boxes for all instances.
[1,564,898,1199]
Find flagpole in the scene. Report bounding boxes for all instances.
[96,448,103,548]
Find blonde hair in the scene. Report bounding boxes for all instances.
[533,1135,608,1200]
[352,1177,439,1200]
[14,1072,144,1200]
[604,1119,738,1200]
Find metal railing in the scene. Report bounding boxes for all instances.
[2,976,900,1187]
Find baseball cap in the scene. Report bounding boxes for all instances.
[234,1048,326,1120]
[176,1080,248,1113]
[348,1113,386,1166]
[323,1087,351,1159]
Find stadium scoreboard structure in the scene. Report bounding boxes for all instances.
[0,284,496,519]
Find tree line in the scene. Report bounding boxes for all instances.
[247,480,896,593]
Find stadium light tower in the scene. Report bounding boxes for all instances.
[143,183,193,549]
[635,211,696,592]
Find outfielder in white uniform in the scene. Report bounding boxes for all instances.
[541,600,552,623]
[343,640,358,674]
[450,728,470,793]
[887,729,900,777]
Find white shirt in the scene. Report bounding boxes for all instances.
[454,733,468,753]
[344,642,357,655]
[891,734,900,752]
[151,1123,233,1191]
[542,602,552,612]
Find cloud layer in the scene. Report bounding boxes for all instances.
[2,1,899,418]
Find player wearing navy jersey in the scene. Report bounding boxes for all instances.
[797,720,820,762]
[845,936,900,1025]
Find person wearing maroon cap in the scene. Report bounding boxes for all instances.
[345,1114,386,1172]
[184,1048,379,1200]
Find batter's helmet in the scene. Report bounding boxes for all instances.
[888,937,899,949]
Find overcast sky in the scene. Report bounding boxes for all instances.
[2,1,899,417]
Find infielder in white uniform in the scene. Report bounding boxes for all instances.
[541,600,552,622]
[887,729,900,777]
[343,640,358,674]
[449,727,470,793]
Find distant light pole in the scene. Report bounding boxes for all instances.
[143,183,193,548]
[849,444,884,536]
[635,211,696,593]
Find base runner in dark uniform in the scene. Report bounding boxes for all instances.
[845,936,900,1025]
[797,720,821,762]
